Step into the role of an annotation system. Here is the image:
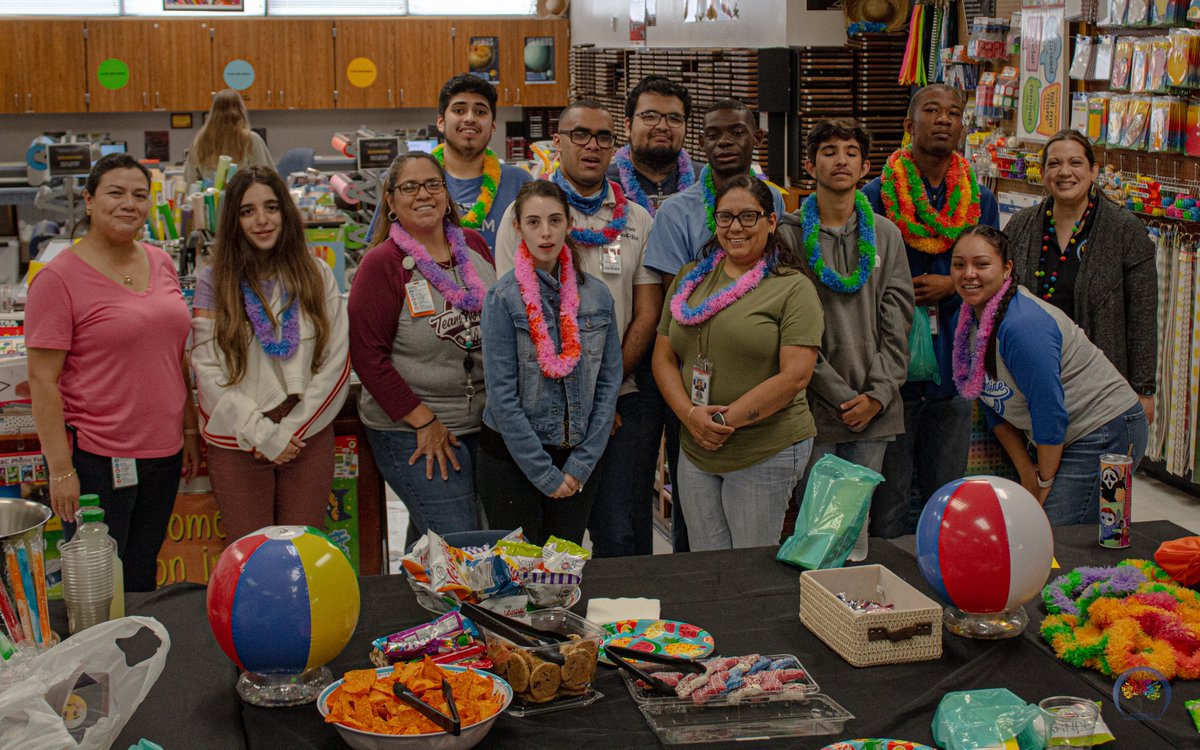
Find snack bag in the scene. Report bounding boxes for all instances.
[541,536,590,576]
[776,454,884,570]
[402,530,473,601]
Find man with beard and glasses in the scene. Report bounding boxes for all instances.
[860,84,999,538]
[643,98,785,552]
[433,74,532,248]
[494,100,662,558]
[607,75,698,216]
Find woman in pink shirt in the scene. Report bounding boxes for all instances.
[27,154,200,592]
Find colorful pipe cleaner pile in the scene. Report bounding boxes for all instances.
[1040,559,1200,681]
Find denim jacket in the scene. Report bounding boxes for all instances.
[482,267,622,495]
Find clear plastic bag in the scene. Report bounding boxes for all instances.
[776,454,884,570]
[932,688,1044,750]
[907,306,941,384]
[0,616,170,750]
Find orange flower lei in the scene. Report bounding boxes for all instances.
[880,146,981,254]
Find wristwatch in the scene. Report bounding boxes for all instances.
[1135,386,1156,397]
[1036,471,1055,489]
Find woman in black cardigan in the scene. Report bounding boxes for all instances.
[1006,129,1157,423]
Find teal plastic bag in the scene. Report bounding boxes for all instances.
[776,454,884,570]
[932,689,1043,750]
[907,306,941,384]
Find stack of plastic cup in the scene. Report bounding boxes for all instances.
[58,508,115,635]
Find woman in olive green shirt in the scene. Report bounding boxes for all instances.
[652,175,823,550]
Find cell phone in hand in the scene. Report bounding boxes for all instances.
[711,412,726,426]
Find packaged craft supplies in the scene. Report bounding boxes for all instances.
[402,530,589,612]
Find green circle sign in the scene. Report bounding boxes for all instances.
[97,58,130,91]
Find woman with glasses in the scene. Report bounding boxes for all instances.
[191,167,349,542]
[348,153,495,536]
[652,175,823,550]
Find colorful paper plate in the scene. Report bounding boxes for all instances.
[599,618,715,665]
[820,741,934,750]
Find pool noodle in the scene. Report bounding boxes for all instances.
[4,543,34,646]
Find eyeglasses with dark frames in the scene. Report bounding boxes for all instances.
[566,129,616,149]
[393,179,446,196]
[713,210,768,228]
[635,110,687,128]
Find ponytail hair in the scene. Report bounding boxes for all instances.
[951,224,1020,378]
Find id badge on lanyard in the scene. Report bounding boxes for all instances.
[690,356,712,406]
[602,240,622,275]
[112,457,138,488]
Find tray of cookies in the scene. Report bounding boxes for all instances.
[477,607,606,716]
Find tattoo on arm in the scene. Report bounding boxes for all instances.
[746,409,760,423]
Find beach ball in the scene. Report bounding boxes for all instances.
[207,526,360,676]
[916,477,1053,614]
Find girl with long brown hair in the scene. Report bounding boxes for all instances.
[191,167,349,540]
[184,89,275,185]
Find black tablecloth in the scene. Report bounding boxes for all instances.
[105,521,1200,749]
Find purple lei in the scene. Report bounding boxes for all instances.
[389,219,487,313]
[241,280,300,359]
[612,145,696,216]
[1042,565,1147,617]
[952,279,1012,399]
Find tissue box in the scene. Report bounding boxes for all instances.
[799,564,942,667]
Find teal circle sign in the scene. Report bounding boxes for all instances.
[223,59,255,91]
[97,58,130,91]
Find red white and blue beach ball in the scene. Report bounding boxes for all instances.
[207,526,360,676]
[916,476,1054,614]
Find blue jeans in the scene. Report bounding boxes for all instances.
[588,386,666,558]
[366,428,481,536]
[676,440,813,551]
[873,396,972,538]
[1040,403,1148,526]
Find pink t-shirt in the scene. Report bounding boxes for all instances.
[26,245,191,458]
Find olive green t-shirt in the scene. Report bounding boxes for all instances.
[657,260,824,473]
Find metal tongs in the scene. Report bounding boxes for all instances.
[604,646,702,697]
[392,679,462,736]
[605,645,708,674]
[459,602,569,647]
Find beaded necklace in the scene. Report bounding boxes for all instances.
[1035,192,1096,302]
[880,146,981,254]
[513,240,581,379]
[799,190,877,294]
[612,145,695,216]
[432,144,501,229]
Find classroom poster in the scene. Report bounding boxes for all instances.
[524,37,556,84]
[467,37,500,83]
[1018,5,1067,140]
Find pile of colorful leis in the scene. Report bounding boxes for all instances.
[880,146,981,254]
[513,240,581,379]
[612,145,696,216]
[799,190,878,294]
[433,144,501,229]
[1040,559,1200,680]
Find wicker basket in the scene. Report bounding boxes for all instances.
[799,565,943,667]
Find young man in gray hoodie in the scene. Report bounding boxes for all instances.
[779,118,915,558]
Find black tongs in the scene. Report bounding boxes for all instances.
[605,647,684,697]
[459,602,569,647]
[605,645,707,674]
[392,679,461,736]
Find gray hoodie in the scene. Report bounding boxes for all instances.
[779,207,914,443]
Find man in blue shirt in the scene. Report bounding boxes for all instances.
[434,74,531,248]
[607,75,699,215]
[860,83,999,538]
[643,98,786,552]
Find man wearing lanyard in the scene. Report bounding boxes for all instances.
[607,75,698,216]
[860,83,1000,538]
[643,98,786,552]
[434,74,532,248]
[494,100,662,558]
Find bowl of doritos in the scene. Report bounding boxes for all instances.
[319,658,511,750]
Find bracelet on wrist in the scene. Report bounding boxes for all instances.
[1036,471,1055,489]
[413,415,437,430]
[51,468,77,484]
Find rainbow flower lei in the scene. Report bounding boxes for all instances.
[555,177,629,248]
[701,166,718,233]
[389,218,488,312]
[241,280,300,359]
[800,190,877,294]
[880,146,981,254]
[670,249,769,326]
[433,144,500,229]
[951,278,1011,399]
[513,240,581,379]
[612,145,696,216]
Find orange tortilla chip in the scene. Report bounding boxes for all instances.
[342,669,377,695]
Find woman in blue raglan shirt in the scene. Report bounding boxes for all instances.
[948,225,1147,526]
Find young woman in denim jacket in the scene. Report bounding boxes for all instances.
[478,181,623,545]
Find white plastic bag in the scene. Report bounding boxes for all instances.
[0,616,170,750]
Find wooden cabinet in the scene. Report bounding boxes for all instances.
[0,20,87,114]
[85,21,151,113]
[212,19,334,111]
[449,18,568,109]
[394,19,453,108]
[333,19,394,110]
[149,21,214,112]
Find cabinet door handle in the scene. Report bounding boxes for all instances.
[26,93,32,111]
[399,88,404,103]
[515,87,520,104]
[155,91,161,108]
[267,89,272,106]
[12,94,18,109]
[279,89,284,107]
[387,88,392,104]
[143,91,149,107]
[503,87,508,101]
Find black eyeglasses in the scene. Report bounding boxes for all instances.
[566,129,616,149]
[635,110,686,128]
[714,210,768,228]
[393,179,446,196]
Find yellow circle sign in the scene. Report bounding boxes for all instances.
[347,57,377,88]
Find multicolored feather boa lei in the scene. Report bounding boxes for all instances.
[432,144,501,229]
[799,190,878,294]
[1040,559,1200,680]
[513,240,581,379]
[951,278,1011,399]
[880,146,981,254]
[612,145,696,216]
[670,249,770,326]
